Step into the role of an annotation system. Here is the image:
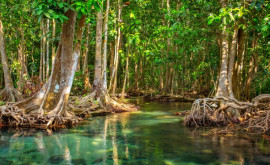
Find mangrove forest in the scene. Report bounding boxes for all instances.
[0,0,270,164]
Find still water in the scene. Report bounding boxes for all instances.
[0,98,270,165]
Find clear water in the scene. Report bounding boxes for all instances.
[1,98,270,165]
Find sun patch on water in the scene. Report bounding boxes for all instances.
[93,138,103,142]
[122,129,132,134]
[141,111,167,116]
[135,118,180,126]
[164,159,174,165]
[132,111,143,114]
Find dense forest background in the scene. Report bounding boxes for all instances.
[0,0,269,102]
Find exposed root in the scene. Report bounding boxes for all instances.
[70,91,139,118]
[0,104,82,128]
[0,87,23,102]
[184,94,270,134]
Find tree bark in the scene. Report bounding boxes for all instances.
[109,42,114,90]
[233,28,245,99]
[245,31,258,100]
[112,0,122,96]
[18,25,28,92]
[83,24,91,91]
[93,11,103,94]
[52,19,56,63]
[0,18,22,101]
[228,23,238,98]
[42,19,46,82]
[12,9,79,127]
[215,0,229,98]
[121,47,129,99]
[39,20,43,81]
[46,19,50,80]
[103,0,110,90]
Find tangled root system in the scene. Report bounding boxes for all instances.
[184,94,270,134]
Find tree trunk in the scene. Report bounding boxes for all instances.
[233,28,246,99]
[112,0,122,96]
[0,19,22,102]
[245,32,258,100]
[215,0,229,98]
[109,42,114,90]
[39,20,43,81]
[46,19,50,80]
[103,0,110,90]
[121,47,129,99]
[42,19,46,82]
[83,24,91,91]
[228,23,238,98]
[52,19,56,63]
[18,25,28,92]
[93,11,103,94]
[9,9,79,127]
[134,62,138,90]
[160,65,164,91]
[139,59,143,90]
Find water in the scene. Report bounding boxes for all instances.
[1,98,270,165]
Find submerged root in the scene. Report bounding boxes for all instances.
[184,95,270,134]
[0,87,23,102]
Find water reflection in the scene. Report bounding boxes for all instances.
[0,100,270,164]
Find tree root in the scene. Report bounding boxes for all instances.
[0,87,23,102]
[69,91,139,118]
[0,104,82,129]
[184,94,270,134]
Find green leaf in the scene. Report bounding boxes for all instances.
[208,18,214,25]
[44,12,50,18]
[58,3,64,8]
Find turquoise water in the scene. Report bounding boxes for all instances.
[1,98,270,165]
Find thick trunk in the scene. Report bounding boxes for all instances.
[103,0,110,90]
[18,23,29,92]
[11,9,78,127]
[0,19,22,101]
[233,29,245,99]
[245,32,258,100]
[215,0,229,98]
[93,11,103,93]
[228,23,238,98]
